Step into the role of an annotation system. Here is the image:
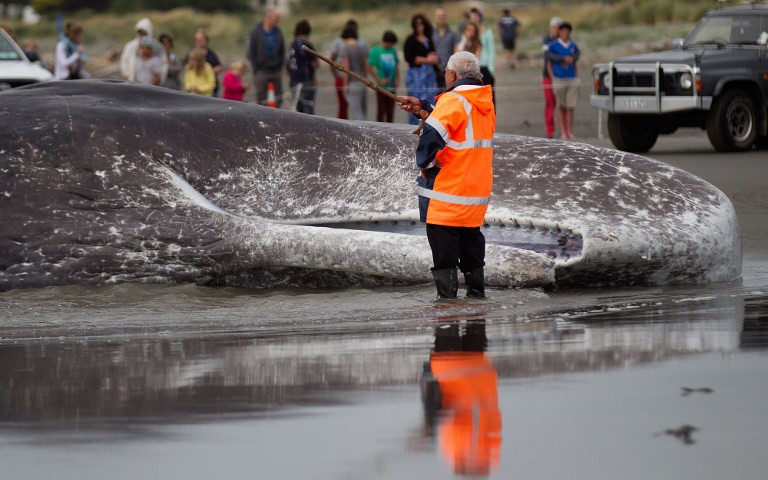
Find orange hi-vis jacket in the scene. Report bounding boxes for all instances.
[418,84,495,227]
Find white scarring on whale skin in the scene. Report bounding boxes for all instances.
[0,80,741,290]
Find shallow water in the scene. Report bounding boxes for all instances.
[1,140,767,479]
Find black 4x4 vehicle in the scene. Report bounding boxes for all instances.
[591,4,768,152]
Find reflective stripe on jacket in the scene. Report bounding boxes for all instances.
[417,84,495,227]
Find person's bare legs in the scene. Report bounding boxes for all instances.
[557,107,567,139]
[564,108,574,139]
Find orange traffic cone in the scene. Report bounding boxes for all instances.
[266,82,277,108]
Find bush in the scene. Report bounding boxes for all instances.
[295,0,442,14]
[109,0,250,13]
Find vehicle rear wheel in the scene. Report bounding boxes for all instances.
[706,89,757,152]
[607,113,659,153]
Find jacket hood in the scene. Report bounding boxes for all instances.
[452,84,495,116]
[135,18,153,37]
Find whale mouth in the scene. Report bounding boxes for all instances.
[312,220,582,264]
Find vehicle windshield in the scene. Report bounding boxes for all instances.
[0,32,23,61]
[685,14,767,46]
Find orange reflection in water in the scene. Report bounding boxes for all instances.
[423,321,502,476]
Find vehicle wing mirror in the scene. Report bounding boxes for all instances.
[672,38,684,49]
[758,32,768,46]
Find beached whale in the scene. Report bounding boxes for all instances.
[0,80,740,291]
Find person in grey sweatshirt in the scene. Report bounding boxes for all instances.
[247,8,285,107]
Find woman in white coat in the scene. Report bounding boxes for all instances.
[54,21,89,80]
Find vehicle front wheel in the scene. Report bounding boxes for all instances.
[706,89,757,152]
[607,113,659,153]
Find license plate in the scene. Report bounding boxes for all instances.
[624,97,647,109]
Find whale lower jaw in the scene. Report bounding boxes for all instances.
[220,218,556,288]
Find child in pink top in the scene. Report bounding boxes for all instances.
[222,61,248,101]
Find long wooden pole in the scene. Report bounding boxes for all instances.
[301,45,429,134]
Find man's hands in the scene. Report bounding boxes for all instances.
[398,96,421,114]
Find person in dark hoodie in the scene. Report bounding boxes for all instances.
[398,51,495,300]
[247,8,285,107]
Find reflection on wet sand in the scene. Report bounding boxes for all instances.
[741,294,768,349]
[421,320,501,476]
[0,293,760,430]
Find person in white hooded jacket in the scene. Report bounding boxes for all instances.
[120,18,167,82]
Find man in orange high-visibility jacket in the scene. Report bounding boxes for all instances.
[399,51,495,299]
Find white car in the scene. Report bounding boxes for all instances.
[0,28,53,91]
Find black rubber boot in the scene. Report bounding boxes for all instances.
[463,267,485,298]
[431,268,458,300]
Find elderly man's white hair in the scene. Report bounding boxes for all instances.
[446,51,483,81]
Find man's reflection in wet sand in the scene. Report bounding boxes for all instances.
[421,319,502,476]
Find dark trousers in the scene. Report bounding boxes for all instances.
[294,84,316,115]
[254,71,283,107]
[480,66,496,106]
[426,224,485,272]
[376,91,395,123]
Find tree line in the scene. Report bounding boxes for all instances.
[28,0,251,14]
[25,0,448,15]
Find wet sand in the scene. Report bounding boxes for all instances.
[1,122,767,477]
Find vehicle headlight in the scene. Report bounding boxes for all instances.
[603,72,612,89]
[680,72,693,90]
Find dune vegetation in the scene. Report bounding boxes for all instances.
[5,0,716,73]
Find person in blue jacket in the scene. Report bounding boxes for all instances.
[546,22,580,140]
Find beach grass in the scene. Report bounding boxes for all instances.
[6,0,712,71]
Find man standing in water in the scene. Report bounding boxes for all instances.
[399,52,495,299]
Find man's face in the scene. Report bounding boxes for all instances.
[265,11,280,28]
[194,33,206,48]
[435,9,446,26]
[137,29,148,38]
[469,12,481,24]
[559,27,571,41]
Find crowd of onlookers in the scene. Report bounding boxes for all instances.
[4,6,580,139]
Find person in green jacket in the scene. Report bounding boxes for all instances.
[367,31,400,123]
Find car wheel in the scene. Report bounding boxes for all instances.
[706,89,757,152]
[607,113,659,153]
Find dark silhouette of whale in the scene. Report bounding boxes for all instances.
[0,80,741,291]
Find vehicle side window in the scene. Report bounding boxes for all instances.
[729,15,761,44]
